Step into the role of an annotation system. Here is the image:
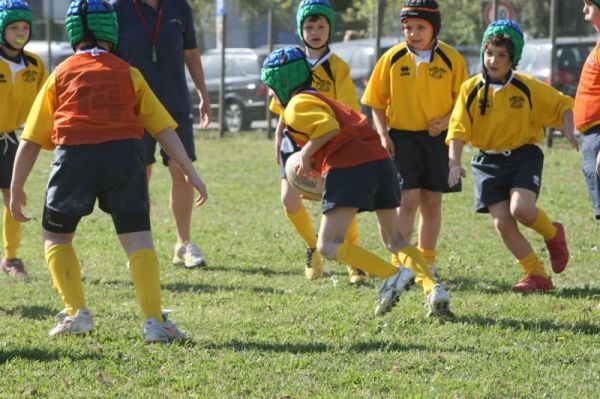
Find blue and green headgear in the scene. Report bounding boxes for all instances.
[65,0,118,51]
[481,19,524,68]
[296,0,335,47]
[261,47,312,107]
[592,0,600,8]
[0,0,32,49]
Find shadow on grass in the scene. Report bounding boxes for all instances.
[450,314,600,335]
[202,264,300,277]
[0,347,102,365]
[435,276,600,299]
[206,339,440,354]
[0,305,56,320]
[162,281,288,295]
[442,276,514,293]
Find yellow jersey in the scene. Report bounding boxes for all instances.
[447,72,574,151]
[361,40,468,131]
[0,50,47,132]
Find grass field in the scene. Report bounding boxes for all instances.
[1,132,599,398]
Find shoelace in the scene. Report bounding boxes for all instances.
[0,133,17,155]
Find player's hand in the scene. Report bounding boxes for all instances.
[297,152,319,178]
[380,134,395,158]
[187,175,208,206]
[559,128,579,151]
[448,164,465,187]
[9,189,30,222]
[198,99,212,129]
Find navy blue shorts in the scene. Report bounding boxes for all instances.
[142,112,196,166]
[390,129,460,193]
[278,130,301,179]
[45,139,150,218]
[321,158,401,213]
[471,144,543,213]
[0,132,17,189]
[581,127,600,220]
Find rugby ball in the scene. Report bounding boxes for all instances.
[285,152,324,201]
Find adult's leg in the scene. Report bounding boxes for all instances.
[168,161,194,243]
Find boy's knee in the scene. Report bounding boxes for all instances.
[316,239,339,260]
[510,205,535,225]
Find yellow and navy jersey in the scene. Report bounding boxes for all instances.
[23,52,176,151]
[361,40,468,131]
[0,50,47,132]
[270,52,360,115]
[447,72,574,152]
[283,91,387,175]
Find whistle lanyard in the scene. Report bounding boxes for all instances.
[132,0,163,63]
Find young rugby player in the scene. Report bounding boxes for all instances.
[272,0,366,283]
[262,46,452,317]
[0,0,46,277]
[447,20,578,293]
[361,0,468,284]
[10,0,207,342]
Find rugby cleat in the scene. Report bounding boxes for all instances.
[374,267,415,316]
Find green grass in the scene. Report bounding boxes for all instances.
[1,132,600,398]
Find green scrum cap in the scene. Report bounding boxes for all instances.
[0,0,32,47]
[296,0,335,43]
[65,0,118,50]
[592,0,600,8]
[481,19,524,68]
[261,47,312,107]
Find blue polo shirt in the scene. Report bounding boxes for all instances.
[111,0,197,114]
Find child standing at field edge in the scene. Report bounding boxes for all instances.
[361,0,468,294]
[447,19,578,293]
[0,0,46,277]
[272,0,366,283]
[576,1,600,220]
[10,0,207,342]
[262,46,453,317]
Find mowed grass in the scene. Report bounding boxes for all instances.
[1,132,599,398]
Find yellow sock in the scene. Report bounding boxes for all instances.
[45,244,86,317]
[336,242,398,279]
[3,206,20,259]
[390,253,401,267]
[518,251,548,277]
[398,245,435,294]
[285,205,317,248]
[526,208,557,241]
[418,247,436,265]
[128,248,164,322]
[344,216,359,245]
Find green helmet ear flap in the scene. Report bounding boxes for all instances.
[66,0,118,51]
[296,0,335,42]
[481,19,524,68]
[0,0,32,47]
[261,47,312,107]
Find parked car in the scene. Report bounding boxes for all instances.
[518,36,597,97]
[188,48,271,133]
[25,40,72,70]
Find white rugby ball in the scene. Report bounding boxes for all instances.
[285,151,324,201]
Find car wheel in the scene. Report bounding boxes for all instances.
[225,101,244,133]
